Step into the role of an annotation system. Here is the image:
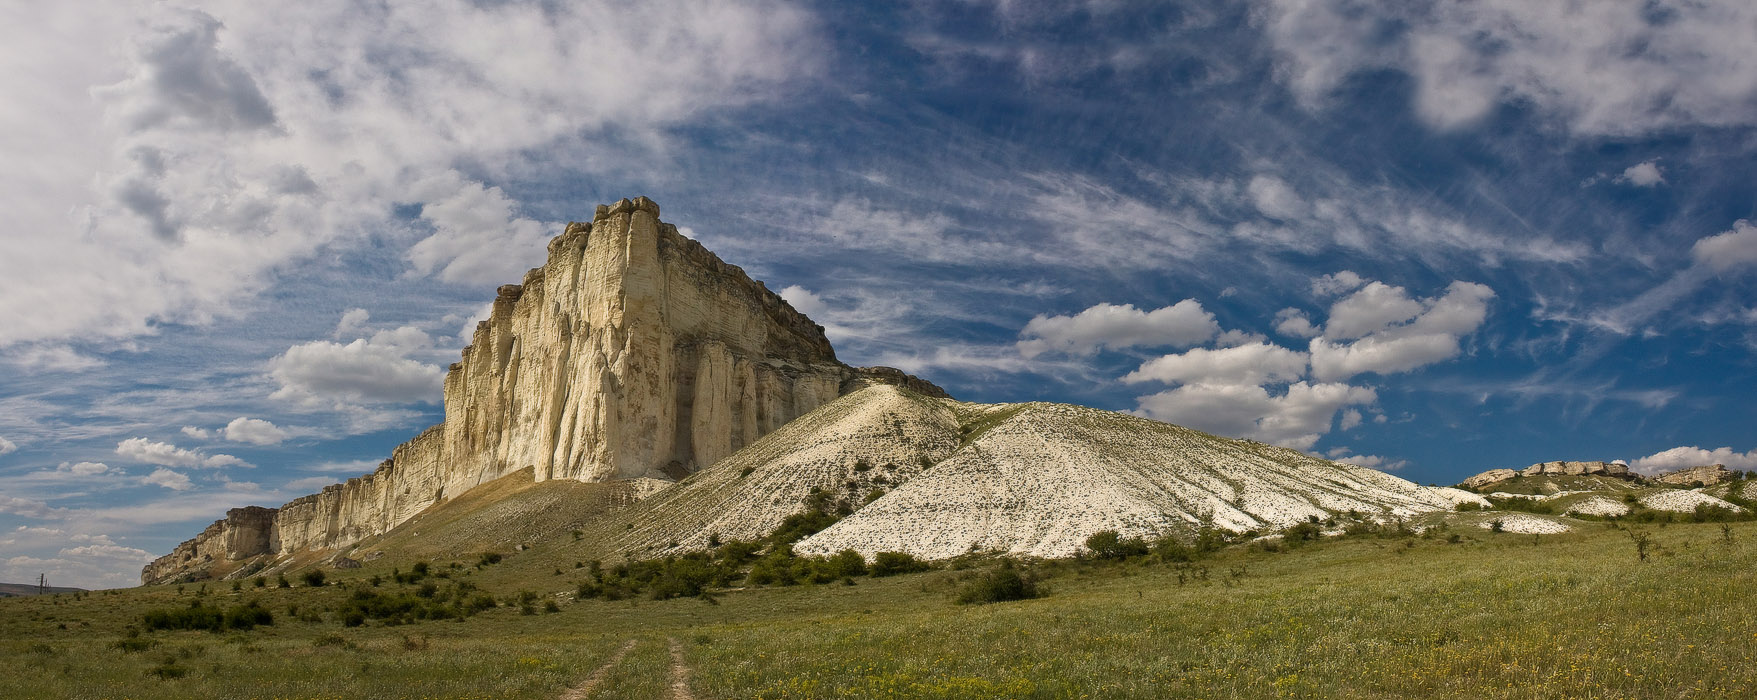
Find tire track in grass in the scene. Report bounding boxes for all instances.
[667,637,695,700]
[559,639,637,700]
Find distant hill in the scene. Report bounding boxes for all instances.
[0,582,85,597]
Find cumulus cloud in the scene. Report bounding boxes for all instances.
[1123,343,1307,386]
[63,461,111,476]
[115,437,247,469]
[180,426,211,440]
[0,435,15,454]
[333,308,370,339]
[1258,0,1757,136]
[223,417,287,446]
[1311,271,1366,297]
[1136,381,1377,450]
[1323,282,1427,340]
[1309,281,1495,382]
[1615,161,1665,187]
[1017,300,1219,358]
[1338,409,1363,431]
[141,468,193,490]
[1111,275,1490,449]
[268,334,446,406]
[1692,220,1757,273]
[1329,452,1407,471]
[1273,308,1321,338]
[1629,445,1757,474]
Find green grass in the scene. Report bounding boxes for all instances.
[7,520,1757,698]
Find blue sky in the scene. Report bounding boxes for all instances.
[4,0,1756,588]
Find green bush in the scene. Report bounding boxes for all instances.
[955,567,1042,605]
[1085,530,1150,560]
[301,570,326,587]
[870,551,929,577]
[142,601,273,633]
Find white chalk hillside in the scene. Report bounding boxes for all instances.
[610,385,1482,560]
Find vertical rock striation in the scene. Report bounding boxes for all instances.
[144,197,943,584]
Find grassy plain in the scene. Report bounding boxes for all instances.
[5,518,1756,699]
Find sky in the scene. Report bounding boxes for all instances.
[3,0,1756,589]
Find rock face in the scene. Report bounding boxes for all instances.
[1518,461,1631,478]
[1462,461,1634,491]
[1653,464,1735,486]
[144,198,941,584]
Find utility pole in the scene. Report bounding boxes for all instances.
[38,573,47,595]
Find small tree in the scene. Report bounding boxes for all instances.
[1085,530,1149,560]
[1629,529,1654,562]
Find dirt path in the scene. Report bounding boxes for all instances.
[558,639,638,700]
[667,637,696,700]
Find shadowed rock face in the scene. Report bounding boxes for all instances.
[144,198,943,585]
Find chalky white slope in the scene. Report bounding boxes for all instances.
[616,384,1482,560]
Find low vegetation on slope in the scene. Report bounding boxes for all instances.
[8,518,1757,698]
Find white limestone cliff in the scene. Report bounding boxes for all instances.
[143,197,941,584]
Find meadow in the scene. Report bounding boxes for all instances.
[5,517,1755,699]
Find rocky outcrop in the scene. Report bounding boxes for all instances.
[1653,464,1735,486]
[140,507,276,584]
[144,198,940,584]
[1518,461,1631,478]
[1461,469,1517,490]
[1462,461,1634,491]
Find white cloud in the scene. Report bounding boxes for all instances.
[1258,0,1757,136]
[0,0,823,351]
[1330,452,1407,471]
[1339,409,1363,431]
[268,336,446,406]
[1273,308,1321,338]
[141,467,193,490]
[180,426,212,440]
[283,476,341,492]
[1017,300,1219,358]
[1135,381,1377,450]
[1692,220,1757,273]
[64,461,111,476]
[1615,161,1665,187]
[1629,445,1757,474]
[1309,281,1495,381]
[0,495,68,519]
[333,308,370,339]
[0,435,15,454]
[779,285,831,320]
[1123,342,1307,386]
[1323,282,1426,340]
[223,417,287,446]
[1,346,105,372]
[115,437,247,469]
[403,173,551,287]
[1311,271,1365,297]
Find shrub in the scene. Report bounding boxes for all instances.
[1282,522,1322,547]
[870,551,929,577]
[767,511,840,545]
[1152,536,1196,563]
[477,552,502,567]
[301,570,326,587]
[142,602,273,633]
[955,567,1042,605]
[276,575,290,589]
[1085,530,1150,560]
